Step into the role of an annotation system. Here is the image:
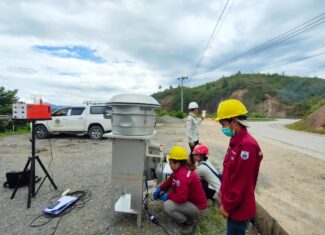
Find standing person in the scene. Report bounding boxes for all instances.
[153,146,207,235]
[192,143,221,202]
[186,102,203,165]
[215,99,263,235]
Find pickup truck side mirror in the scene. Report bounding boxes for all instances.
[103,106,112,119]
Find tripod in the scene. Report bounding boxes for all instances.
[10,120,58,208]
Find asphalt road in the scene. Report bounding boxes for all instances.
[248,119,325,161]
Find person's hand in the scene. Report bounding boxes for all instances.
[161,193,169,201]
[219,205,229,219]
[153,187,161,200]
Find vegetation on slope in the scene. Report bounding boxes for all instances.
[152,73,325,118]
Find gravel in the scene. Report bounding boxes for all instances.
[0,118,223,235]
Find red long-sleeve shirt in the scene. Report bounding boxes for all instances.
[220,128,263,221]
[159,166,207,211]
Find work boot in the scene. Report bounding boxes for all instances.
[180,218,196,235]
[181,224,194,235]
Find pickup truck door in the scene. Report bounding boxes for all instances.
[67,107,86,131]
[49,108,70,132]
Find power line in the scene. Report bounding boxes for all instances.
[241,16,325,60]
[262,51,325,71]
[190,0,231,79]
[210,0,236,44]
[216,12,325,68]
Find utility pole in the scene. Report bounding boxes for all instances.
[177,76,188,112]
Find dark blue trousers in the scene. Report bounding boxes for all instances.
[226,218,249,235]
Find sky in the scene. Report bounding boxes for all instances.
[0,0,324,105]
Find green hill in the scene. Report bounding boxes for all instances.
[152,73,325,118]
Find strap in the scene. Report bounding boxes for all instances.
[201,162,222,182]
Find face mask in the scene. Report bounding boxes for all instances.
[221,127,235,137]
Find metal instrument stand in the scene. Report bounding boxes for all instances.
[107,132,156,228]
[10,120,58,208]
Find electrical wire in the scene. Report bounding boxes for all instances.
[190,0,231,79]
[210,0,236,44]
[217,12,325,69]
[30,190,92,235]
[261,51,325,71]
[142,170,173,235]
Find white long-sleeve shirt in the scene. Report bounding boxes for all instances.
[195,159,221,192]
[185,113,202,143]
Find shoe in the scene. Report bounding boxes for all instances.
[180,218,197,235]
[181,224,194,235]
[183,217,194,225]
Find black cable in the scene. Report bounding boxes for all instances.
[217,12,325,69]
[190,0,231,79]
[240,17,325,59]
[30,213,52,227]
[51,216,63,235]
[142,170,172,235]
[227,13,325,62]
[30,190,92,235]
[262,51,325,71]
[210,0,236,46]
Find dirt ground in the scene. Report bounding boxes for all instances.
[0,118,324,235]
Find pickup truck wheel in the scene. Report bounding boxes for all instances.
[89,125,103,140]
[35,125,48,139]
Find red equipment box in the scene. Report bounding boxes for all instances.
[13,104,52,120]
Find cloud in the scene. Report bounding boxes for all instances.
[0,0,324,105]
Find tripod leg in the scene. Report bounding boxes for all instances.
[35,156,58,190]
[27,156,36,208]
[10,158,31,200]
[31,156,36,197]
[35,176,47,195]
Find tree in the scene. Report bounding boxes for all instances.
[0,86,18,114]
[221,79,228,88]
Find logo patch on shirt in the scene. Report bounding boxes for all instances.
[172,179,180,187]
[240,151,249,160]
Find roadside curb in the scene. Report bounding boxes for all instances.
[255,202,289,235]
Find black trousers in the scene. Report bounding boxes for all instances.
[200,179,216,200]
[189,140,199,163]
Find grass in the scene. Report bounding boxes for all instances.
[0,128,31,137]
[286,119,325,135]
[196,201,226,234]
[92,200,226,235]
[247,117,276,122]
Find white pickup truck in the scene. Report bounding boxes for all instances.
[34,104,111,140]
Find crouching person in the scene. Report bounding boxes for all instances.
[153,146,207,235]
[192,144,221,203]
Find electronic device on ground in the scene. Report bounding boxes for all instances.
[43,195,78,216]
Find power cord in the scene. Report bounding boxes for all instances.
[143,170,171,235]
[30,190,92,235]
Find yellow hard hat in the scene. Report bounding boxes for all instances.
[215,99,248,121]
[167,146,188,160]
